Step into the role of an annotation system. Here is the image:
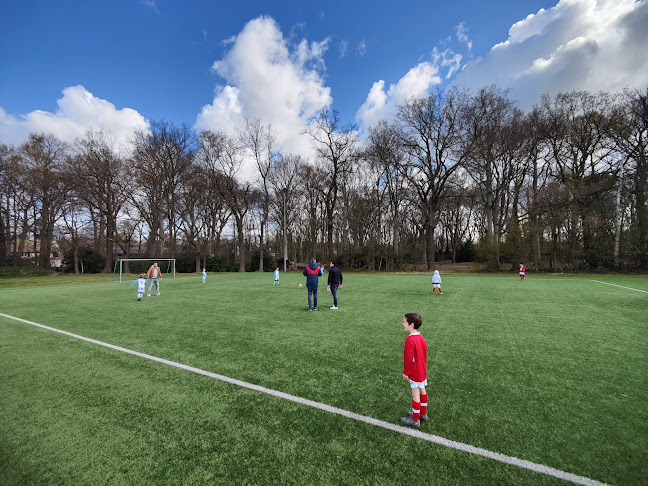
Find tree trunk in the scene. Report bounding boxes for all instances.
[103,213,114,273]
[236,215,246,272]
[258,217,265,272]
[425,206,437,271]
[636,151,647,269]
[613,160,625,268]
[531,159,542,270]
[74,244,80,274]
[327,206,334,263]
[0,205,6,266]
[16,208,29,265]
[39,204,51,269]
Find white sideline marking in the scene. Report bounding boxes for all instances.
[1,312,608,486]
[591,280,648,294]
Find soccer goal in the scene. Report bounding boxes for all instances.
[113,259,176,282]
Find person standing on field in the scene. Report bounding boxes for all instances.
[147,262,162,297]
[302,258,323,311]
[519,263,525,280]
[202,267,207,284]
[432,270,442,294]
[131,273,147,301]
[327,261,343,309]
[274,266,280,286]
[400,312,428,428]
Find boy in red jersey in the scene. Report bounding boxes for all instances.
[400,312,428,428]
[519,263,525,280]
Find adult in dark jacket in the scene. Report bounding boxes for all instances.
[327,261,343,309]
[302,258,323,311]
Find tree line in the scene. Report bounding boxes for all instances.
[1,85,646,273]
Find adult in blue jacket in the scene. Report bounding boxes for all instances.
[327,261,343,309]
[302,258,324,311]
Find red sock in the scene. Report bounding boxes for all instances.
[432,287,435,293]
[439,288,442,294]
[420,394,428,416]
[412,400,420,422]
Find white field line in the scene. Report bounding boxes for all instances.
[591,280,648,294]
[1,312,608,486]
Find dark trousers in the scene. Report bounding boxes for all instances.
[308,288,318,309]
[330,284,339,306]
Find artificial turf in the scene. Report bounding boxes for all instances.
[1,272,646,485]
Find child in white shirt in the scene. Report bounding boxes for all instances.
[131,274,147,301]
[432,270,442,294]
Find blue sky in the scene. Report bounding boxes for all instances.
[1,0,646,156]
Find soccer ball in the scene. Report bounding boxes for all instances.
[299,283,302,288]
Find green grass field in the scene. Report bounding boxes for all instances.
[1,272,646,485]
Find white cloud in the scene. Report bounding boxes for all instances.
[339,40,349,58]
[357,41,367,56]
[454,0,648,109]
[433,47,463,80]
[195,16,333,179]
[0,85,149,152]
[455,22,473,52]
[356,62,442,130]
[142,0,159,14]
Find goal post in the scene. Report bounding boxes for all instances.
[113,258,176,282]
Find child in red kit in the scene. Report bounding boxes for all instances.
[519,263,525,280]
[400,312,428,428]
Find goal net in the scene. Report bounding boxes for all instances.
[113,259,176,282]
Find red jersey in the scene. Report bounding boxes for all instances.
[403,332,427,382]
[520,265,525,274]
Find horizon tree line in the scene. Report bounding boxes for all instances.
[0,85,646,273]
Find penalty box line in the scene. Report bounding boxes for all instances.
[591,280,648,294]
[1,312,608,486]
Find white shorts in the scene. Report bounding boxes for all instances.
[433,283,440,288]
[520,272,525,276]
[409,379,428,388]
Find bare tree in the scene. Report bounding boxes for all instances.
[1,150,34,264]
[269,153,303,270]
[612,88,648,268]
[19,133,69,269]
[239,118,277,271]
[439,174,477,263]
[130,120,196,258]
[0,143,12,266]
[304,109,359,262]
[396,89,472,270]
[366,121,407,266]
[297,162,327,259]
[538,91,621,268]
[58,195,90,273]
[199,130,251,272]
[522,107,552,270]
[70,130,128,272]
[463,86,527,268]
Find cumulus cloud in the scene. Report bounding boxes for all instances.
[355,17,474,131]
[454,0,648,109]
[0,85,149,152]
[195,16,332,178]
[356,62,442,130]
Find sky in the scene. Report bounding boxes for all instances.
[1,0,646,165]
